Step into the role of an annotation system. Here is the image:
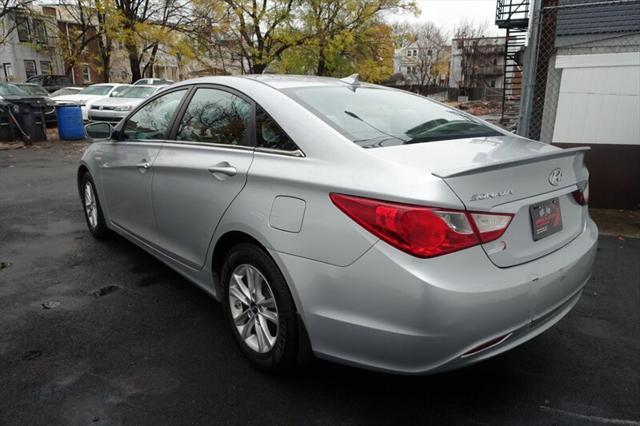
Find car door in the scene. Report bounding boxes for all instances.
[99,88,189,245]
[151,85,255,268]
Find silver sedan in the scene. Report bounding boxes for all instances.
[80,75,597,374]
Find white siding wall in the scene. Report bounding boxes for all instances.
[552,52,640,145]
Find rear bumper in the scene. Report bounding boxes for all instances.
[272,217,598,374]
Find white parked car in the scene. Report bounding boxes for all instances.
[88,85,167,124]
[52,83,129,120]
[49,87,84,97]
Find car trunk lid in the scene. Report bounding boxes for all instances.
[367,135,590,267]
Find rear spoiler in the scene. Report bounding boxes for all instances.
[432,146,590,179]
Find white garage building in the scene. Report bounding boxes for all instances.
[523,0,640,209]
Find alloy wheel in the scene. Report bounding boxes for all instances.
[84,182,98,229]
[228,264,279,353]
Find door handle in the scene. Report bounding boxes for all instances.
[136,161,151,170]
[208,163,237,177]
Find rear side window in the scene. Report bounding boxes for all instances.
[123,89,187,140]
[283,86,502,148]
[256,106,298,152]
[176,88,251,146]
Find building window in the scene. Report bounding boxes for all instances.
[24,60,37,79]
[32,19,47,44]
[40,61,51,75]
[427,49,433,57]
[81,64,91,82]
[2,63,14,81]
[490,80,496,87]
[16,15,30,42]
[407,50,412,57]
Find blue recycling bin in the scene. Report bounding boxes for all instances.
[56,104,85,140]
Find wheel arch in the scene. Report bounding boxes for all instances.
[211,229,313,361]
[211,230,266,286]
[77,163,90,195]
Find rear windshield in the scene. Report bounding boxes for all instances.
[79,85,114,95]
[283,86,502,148]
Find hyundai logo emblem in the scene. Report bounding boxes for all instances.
[548,168,562,186]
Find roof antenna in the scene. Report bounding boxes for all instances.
[340,73,360,91]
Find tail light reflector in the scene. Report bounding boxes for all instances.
[572,182,589,206]
[470,213,513,243]
[330,193,512,258]
[461,333,512,358]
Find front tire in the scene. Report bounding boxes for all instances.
[221,243,298,372]
[80,172,109,239]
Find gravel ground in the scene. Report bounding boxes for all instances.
[1,143,638,425]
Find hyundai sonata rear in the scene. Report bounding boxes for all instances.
[79,75,597,374]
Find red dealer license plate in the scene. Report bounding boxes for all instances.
[530,197,563,241]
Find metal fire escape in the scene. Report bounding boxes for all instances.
[495,0,530,127]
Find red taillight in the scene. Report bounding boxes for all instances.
[572,182,589,206]
[330,193,512,258]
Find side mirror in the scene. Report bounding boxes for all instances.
[85,122,113,140]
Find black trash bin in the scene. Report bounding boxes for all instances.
[0,101,16,142]
[5,98,47,143]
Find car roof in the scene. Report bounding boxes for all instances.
[240,74,381,90]
[180,74,382,91]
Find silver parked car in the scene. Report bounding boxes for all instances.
[88,85,167,124]
[79,75,597,374]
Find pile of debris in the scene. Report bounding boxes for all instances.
[457,100,502,116]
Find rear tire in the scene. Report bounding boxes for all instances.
[221,243,298,372]
[80,172,109,239]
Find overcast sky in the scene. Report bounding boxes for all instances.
[386,0,505,36]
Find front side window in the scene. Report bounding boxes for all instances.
[256,106,298,152]
[176,88,251,146]
[123,89,187,140]
[284,86,502,148]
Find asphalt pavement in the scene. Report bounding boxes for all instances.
[1,143,638,425]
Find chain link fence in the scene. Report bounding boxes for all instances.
[519,0,640,141]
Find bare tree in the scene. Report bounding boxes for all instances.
[113,0,191,81]
[56,0,117,82]
[452,18,489,40]
[452,18,494,89]
[410,21,447,87]
[221,0,299,74]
